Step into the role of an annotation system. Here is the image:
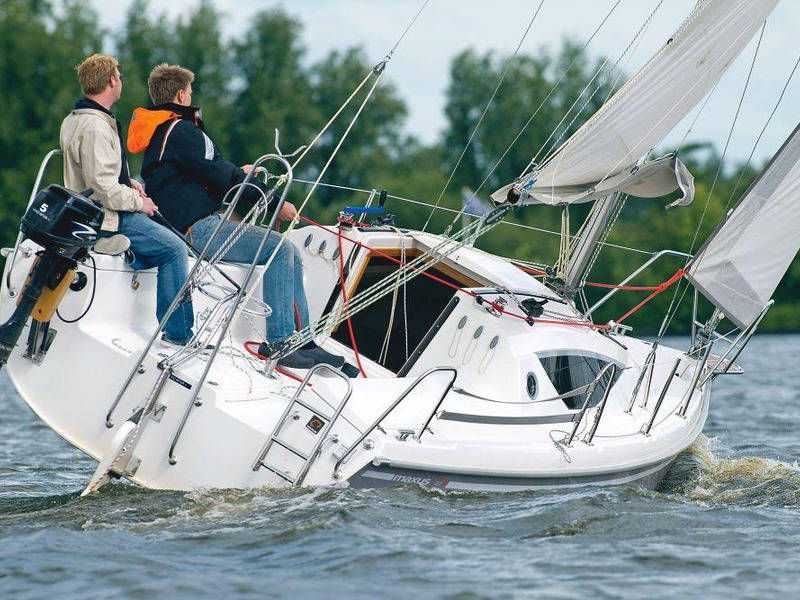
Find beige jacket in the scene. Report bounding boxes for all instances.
[59,108,142,231]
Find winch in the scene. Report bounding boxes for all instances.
[0,184,104,365]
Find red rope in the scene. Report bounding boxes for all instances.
[243,341,305,383]
[297,215,611,330]
[335,226,368,377]
[513,263,663,291]
[615,269,685,324]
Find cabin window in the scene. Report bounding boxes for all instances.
[329,249,481,373]
[537,352,619,410]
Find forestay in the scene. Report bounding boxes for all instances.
[686,124,800,330]
[492,0,779,206]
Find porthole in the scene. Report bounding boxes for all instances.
[304,233,313,248]
[526,372,538,400]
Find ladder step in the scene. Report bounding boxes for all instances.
[292,398,333,421]
[271,436,310,460]
[260,463,296,484]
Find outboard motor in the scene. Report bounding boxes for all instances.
[0,184,103,366]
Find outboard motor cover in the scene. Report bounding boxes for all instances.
[21,185,104,255]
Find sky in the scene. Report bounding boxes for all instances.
[89,0,800,165]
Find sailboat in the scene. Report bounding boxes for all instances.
[0,0,796,493]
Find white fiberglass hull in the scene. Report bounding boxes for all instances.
[0,228,711,494]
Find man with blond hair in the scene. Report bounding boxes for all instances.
[60,54,194,345]
[128,63,345,370]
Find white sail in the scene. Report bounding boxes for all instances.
[686,124,800,330]
[493,0,779,206]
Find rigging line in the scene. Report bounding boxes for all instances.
[284,216,555,355]
[601,0,661,108]
[317,218,490,325]
[420,0,548,232]
[229,73,389,339]
[290,176,656,256]
[519,0,625,177]
[674,79,721,154]
[541,17,768,232]
[291,70,374,170]
[661,50,798,340]
[684,20,766,261]
[291,0,430,170]
[657,21,768,339]
[296,215,604,340]
[388,0,431,57]
[537,0,664,169]
[721,51,800,214]
[467,0,626,200]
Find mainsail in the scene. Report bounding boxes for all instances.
[686,124,800,330]
[492,0,779,206]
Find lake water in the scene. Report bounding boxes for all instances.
[1,334,799,599]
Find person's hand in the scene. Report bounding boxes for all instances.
[242,164,253,174]
[278,202,298,222]
[140,195,158,217]
[130,178,147,197]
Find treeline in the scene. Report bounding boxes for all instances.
[1,0,795,333]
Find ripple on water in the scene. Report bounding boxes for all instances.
[3,337,800,598]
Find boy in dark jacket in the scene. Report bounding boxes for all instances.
[128,64,343,369]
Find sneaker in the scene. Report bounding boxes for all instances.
[341,362,361,378]
[94,234,131,256]
[258,341,316,369]
[301,342,346,369]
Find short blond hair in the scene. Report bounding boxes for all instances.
[148,63,195,105]
[76,54,119,96]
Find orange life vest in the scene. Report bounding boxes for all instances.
[126,108,179,154]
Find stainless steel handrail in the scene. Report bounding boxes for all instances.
[642,357,681,435]
[675,343,711,418]
[6,149,63,295]
[167,155,294,463]
[583,364,619,444]
[585,249,692,318]
[700,300,772,386]
[332,366,458,478]
[625,341,657,413]
[565,362,617,446]
[105,152,290,428]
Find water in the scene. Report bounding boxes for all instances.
[2,335,800,599]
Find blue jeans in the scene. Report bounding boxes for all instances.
[118,212,194,342]
[191,215,310,343]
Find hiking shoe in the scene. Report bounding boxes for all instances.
[301,343,346,369]
[258,341,317,369]
[94,234,131,256]
[341,362,361,378]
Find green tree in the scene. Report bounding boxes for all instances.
[172,0,230,148]
[0,0,102,245]
[229,9,315,167]
[305,47,408,205]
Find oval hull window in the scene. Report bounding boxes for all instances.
[526,372,537,399]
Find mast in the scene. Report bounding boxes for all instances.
[562,192,621,298]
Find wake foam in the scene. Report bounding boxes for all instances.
[678,435,800,507]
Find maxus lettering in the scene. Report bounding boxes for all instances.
[390,474,450,489]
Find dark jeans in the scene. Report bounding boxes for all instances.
[191,215,310,342]
[118,212,194,342]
